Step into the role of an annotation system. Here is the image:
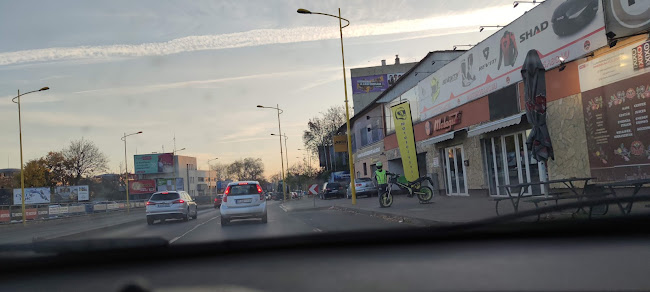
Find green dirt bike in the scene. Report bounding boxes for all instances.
[379,173,435,208]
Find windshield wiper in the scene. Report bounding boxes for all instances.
[0,237,168,255]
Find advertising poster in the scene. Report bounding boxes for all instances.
[351,74,388,94]
[391,102,420,182]
[156,178,184,191]
[419,0,607,121]
[54,185,90,202]
[333,135,348,152]
[581,71,650,181]
[134,153,174,174]
[128,179,157,194]
[604,0,650,39]
[13,187,51,205]
[387,73,404,87]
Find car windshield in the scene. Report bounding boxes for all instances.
[2,0,650,257]
[150,193,180,201]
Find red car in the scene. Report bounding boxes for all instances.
[213,194,223,208]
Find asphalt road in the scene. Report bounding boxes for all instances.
[61,200,408,245]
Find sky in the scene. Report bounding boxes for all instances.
[0,0,528,176]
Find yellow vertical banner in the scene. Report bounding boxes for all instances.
[391,102,419,181]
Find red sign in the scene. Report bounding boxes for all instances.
[0,210,9,222]
[433,111,462,133]
[128,179,157,194]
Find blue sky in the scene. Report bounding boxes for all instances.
[0,0,527,175]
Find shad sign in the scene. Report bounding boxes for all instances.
[418,0,607,121]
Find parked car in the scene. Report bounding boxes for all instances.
[320,182,345,199]
[146,191,198,225]
[272,192,284,201]
[346,177,376,198]
[265,192,272,200]
[220,181,267,226]
[213,194,223,208]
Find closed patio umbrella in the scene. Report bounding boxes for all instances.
[521,49,554,161]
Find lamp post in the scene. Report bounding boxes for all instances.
[513,0,542,8]
[121,131,143,213]
[452,44,474,50]
[12,86,49,225]
[271,134,289,174]
[207,157,218,196]
[479,25,503,32]
[257,104,287,201]
[297,8,358,205]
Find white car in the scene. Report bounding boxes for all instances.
[220,181,267,226]
[346,178,376,198]
[146,191,197,225]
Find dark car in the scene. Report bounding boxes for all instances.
[320,182,345,199]
[272,192,284,201]
[213,194,223,208]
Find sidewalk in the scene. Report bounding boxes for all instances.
[282,194,516,226]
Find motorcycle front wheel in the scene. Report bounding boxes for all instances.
[379,192,393,208]
[415,186,434,202]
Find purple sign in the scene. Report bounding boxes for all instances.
[352,74,388,94]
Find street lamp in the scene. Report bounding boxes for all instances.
[479,25,503,32]
[453,44,474,50]
[207,158,218,196]
[258,104,287,201]
[121,131,143,213]
[297,7,358,205]
[513,0,542,8]
[271,133,289,173]
[12,86,49,225]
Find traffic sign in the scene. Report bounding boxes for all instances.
[308,184,319,195]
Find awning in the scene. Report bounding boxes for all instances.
[420,131,457,146]
[467,113,526,137]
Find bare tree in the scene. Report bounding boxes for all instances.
[64,138,109,185]
[227,158,264,181]
[302,105,346,170]
[210,162,231,181]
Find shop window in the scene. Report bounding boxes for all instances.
[488,84,520,120]
[360,128,368,146]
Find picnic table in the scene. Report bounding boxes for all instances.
[494,177,595,219]
[595,178,650,215]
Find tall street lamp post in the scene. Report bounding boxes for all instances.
[297,8,357,204]
[121,131,143,213]
[207,157,218,195]
[271,133,289,176]
[257,104,287,201]
[12,86,49,225]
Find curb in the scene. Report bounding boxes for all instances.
[330,205,449,227]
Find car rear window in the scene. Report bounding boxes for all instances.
[357,178,372,182]
[228,184,259,196]
[150,193,180,201]
[328,183,341,188]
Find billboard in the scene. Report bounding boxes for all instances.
[418,0,607,121]
[13,187,51,205]
[54,185,90,202]
[352,74,388,94]
[387,73,404,87]
[604,0,650,39]
[579,38,650,181]
[156,178,184,192]
[134,153,174,174]
[128,179,157,194]
[391,102,419,182]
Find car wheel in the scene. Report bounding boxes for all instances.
[261,213,268,223]
[146,216,154,225]
[221,217,229,226]
[192,207,198,220]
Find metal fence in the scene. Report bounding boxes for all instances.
[0,200,148,225]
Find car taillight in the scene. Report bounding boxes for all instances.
[224,186,231,195]
[223,195,228,203]
[146,201,155,206]
[356,184,362,187]
[172,199,185,204]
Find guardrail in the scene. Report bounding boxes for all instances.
[0,200,148,225]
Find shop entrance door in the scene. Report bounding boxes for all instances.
[443,146,468,196]
[484,131,545,196]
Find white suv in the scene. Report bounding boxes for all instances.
[220,181,267,226]
[146,191,197,225]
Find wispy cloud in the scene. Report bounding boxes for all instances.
[0,5,520,66]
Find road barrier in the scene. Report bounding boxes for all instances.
[0,200,147,224]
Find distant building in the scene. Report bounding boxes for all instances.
[131,154,216,199]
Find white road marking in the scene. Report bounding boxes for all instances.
[313,228,323,232]
[169,216,218,244]
[280,204,288,212]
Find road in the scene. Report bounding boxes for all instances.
[61,200,407,244]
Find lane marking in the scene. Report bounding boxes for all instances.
[313,228,323,232]
[169,216,218,244]
[279,204,288,212]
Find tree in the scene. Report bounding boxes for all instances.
[13,158,49,188]
[227,158,264,181]
[302,105,346,171]
[43,151,73,187]
[64,138,109,185]
[210,162,231,181]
